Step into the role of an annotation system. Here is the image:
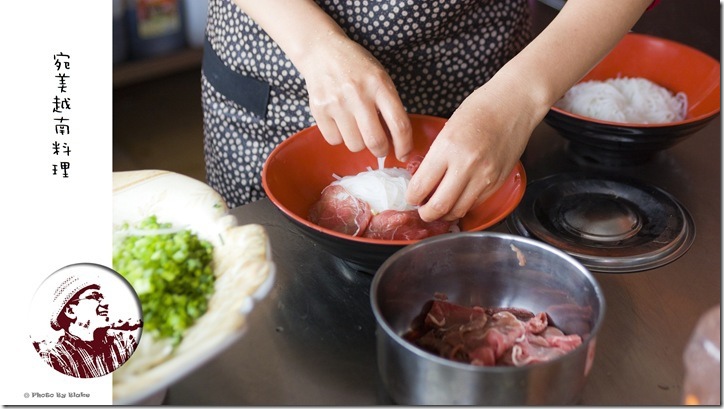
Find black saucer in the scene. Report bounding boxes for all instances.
[507,173,695,273]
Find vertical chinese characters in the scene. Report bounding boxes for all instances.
[52,52,71,178]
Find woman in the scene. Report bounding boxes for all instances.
[201,0,655,221]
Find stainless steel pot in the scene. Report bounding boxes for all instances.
[370,232,605,405]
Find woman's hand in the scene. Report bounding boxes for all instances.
[234,0,651,222]
[404,0,651,223]
[296,36,413,161]
[405,75,542,223]
[232,0,413,161]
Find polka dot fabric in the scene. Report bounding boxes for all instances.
[202,0,532,208]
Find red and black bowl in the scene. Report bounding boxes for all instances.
[262,114,526,273]
[545,33,720,166]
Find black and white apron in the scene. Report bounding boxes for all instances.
[202,0,532,208]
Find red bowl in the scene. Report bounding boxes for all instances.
[262,114,526,272]
[546,33,720,165]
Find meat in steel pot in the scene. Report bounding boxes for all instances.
[370,232,605,405]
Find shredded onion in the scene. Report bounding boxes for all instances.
[555,76,687,124]
[331,156,417,213]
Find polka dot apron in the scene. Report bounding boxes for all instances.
[202,0,532,208]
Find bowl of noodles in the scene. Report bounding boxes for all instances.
[262,114,527,273]
[545,33,720,166]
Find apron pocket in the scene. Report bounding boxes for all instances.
[202,37,270,119]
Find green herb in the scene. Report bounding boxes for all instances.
[113,215,215,345]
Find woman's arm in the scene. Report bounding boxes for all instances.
[232,0,413,161]
[406,0,653,222]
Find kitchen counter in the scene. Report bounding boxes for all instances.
[164,116,720,406]
[164,1,720,405]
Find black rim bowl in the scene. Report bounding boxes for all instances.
[544,108,720,166]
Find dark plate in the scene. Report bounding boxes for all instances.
[507,173,695,273]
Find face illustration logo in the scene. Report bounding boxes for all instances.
[30,263,143,378]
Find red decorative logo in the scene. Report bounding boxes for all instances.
[30,263,143,378]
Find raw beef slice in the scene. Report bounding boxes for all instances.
[308,184,372,236]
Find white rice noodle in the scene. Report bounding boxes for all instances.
[332,166,417,214]
[330,157,462,232]
[330,156,417,214]
[555,76,688,124]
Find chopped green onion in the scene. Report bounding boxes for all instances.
[113,215,215,345]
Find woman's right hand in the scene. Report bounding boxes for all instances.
[232,0,412,161]
[296,34,413,161]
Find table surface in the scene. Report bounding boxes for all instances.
[164,2,721,405]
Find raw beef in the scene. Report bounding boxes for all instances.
[308,155,458,240]
[403,294,583,367]
[363,210,454,240]
[308,184,373,236]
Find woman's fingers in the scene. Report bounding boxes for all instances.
[304,41,411,160]
[405,146,447,206]
[411,163,501,222]
[337,74,410,159]
[326,93,393,156]
[405,118,510,223]
[376,84,413,161]
[310,91,372,154]
[350,91,391,158]
[312,110,344,146]
[334,110,368,153]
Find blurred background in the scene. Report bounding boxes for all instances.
[113,0,207,182]
[112,0,721,184]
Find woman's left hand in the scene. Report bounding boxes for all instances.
[405,80,540,223]
[404,0,653,223]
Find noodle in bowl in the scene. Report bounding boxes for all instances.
[555,77,687,124]
[545,33,720,165]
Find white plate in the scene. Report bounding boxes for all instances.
[111,170,275,404]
